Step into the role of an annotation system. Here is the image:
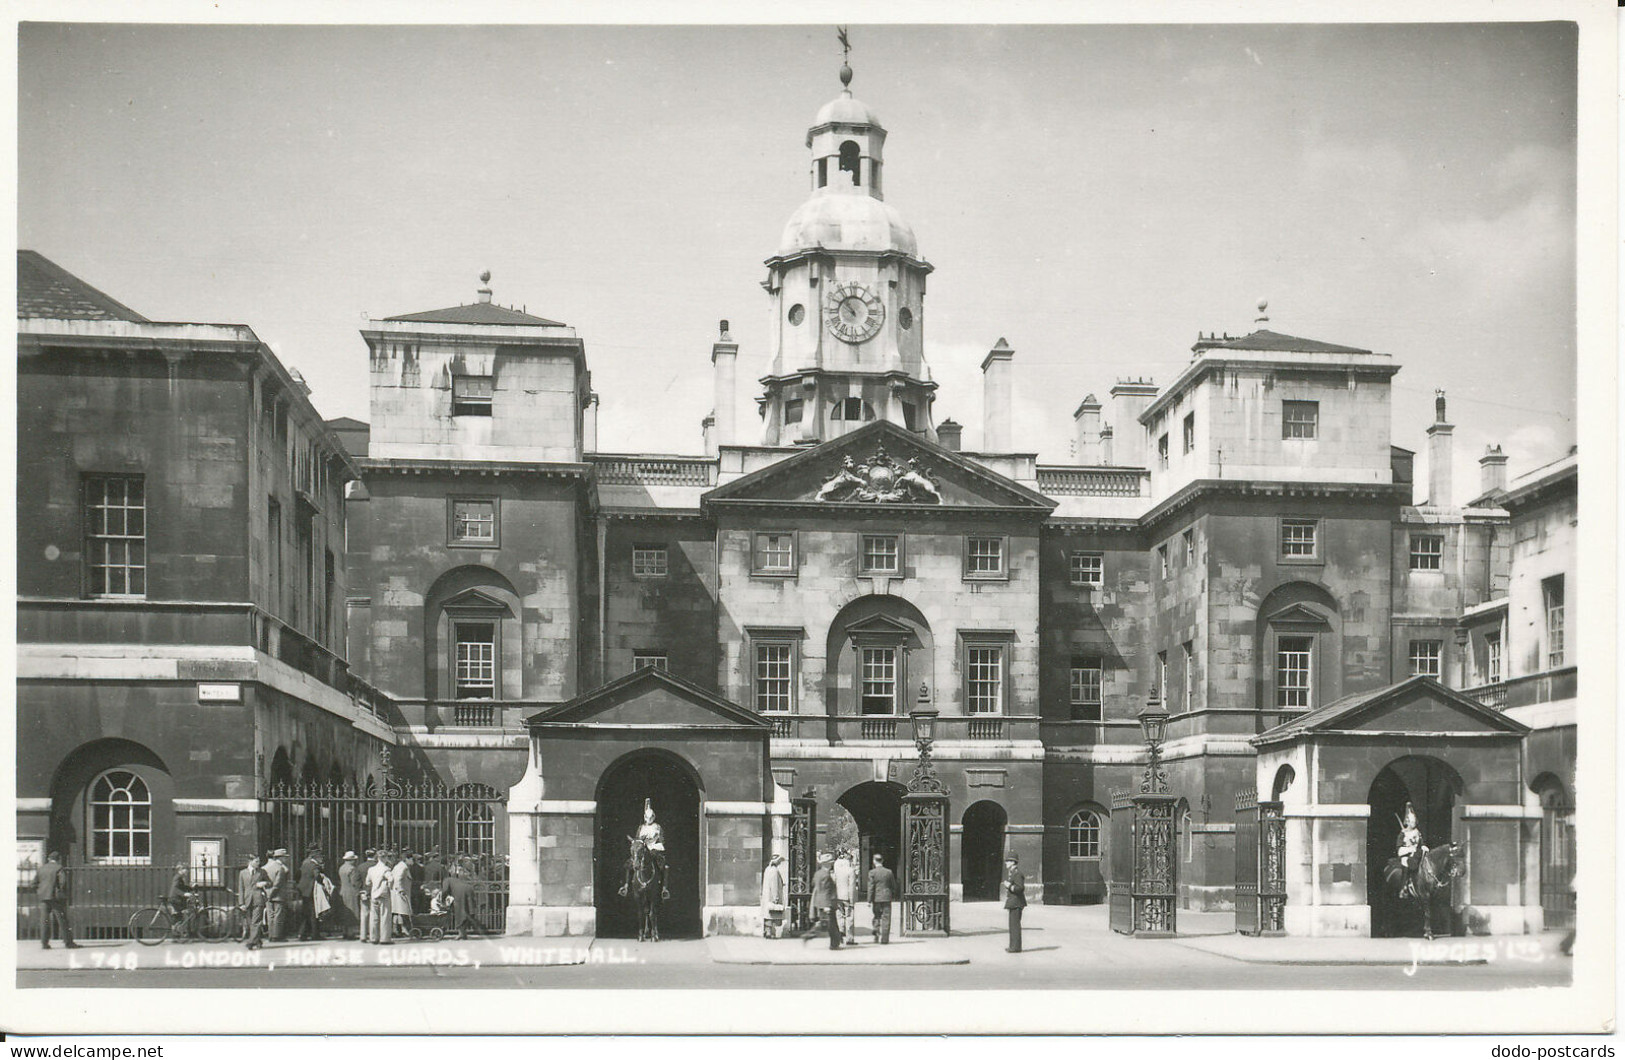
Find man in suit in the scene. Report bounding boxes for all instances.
[357,849,378,943]
[236,853,263,941]
[263,848,292,941]
[36,850,79,949]
[867,853,898,945]
[242,858,271,950]
[810,852,840,949]
[366,850,394,945]
[442,862,482,941]
[295,847,323,941]
[1003,853,1026,953]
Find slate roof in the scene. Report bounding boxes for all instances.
[385,301,564,327]
[1253,675,1527,747]
[1207,329,1372,355]
[527,666,769,729]
[18,251,149,322]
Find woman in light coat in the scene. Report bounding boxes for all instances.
[389,851,414,933]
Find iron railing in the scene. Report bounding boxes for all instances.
[17,861,237,941]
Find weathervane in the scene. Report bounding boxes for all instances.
[837,26,853,89]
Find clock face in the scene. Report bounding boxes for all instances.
[823,282,886,344]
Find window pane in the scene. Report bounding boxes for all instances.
[860,647,896,715]
[632,546,668,577]
[755,643,793,712]
[861,535,899,573]
[1283,401,1319,439]
[85,475,147,597]
[1276,637,1312,708]
[1281,520,1317,557]
[968,647,1003,714]
[967,538,1003,574]
[453,500,496,543]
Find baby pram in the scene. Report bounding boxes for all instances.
[402,887,453,940]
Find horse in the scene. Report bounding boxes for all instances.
[617,835,662,942]
[1382,842,1466,940]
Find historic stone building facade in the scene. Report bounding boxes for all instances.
[16,68,1580,940]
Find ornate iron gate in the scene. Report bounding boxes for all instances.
[261,771,509,933]
[1108,789,1177,936]
[900,747,949,936]
[1234,792,1286,936]
[788,789,816,932]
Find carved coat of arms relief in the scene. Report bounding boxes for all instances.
[815,445,942,504]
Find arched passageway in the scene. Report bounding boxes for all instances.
[961,800,1008,902]
[838,781,905,898]
[594,750,703,939]
[1367,755,1464,938]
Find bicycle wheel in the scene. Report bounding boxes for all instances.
[199,905,232,943]
[129,906,172,946]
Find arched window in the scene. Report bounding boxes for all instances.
[839,141,861,185]
[90,770,152,863]
[1068,809,1102,860]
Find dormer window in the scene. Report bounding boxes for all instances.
[452,374,493,417]
[839,141,861,185]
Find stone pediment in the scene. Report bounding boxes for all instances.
[1254,677,1528,748]
[1265,603,1332,628]
[703,420,1056,511]
[526,668,769,731]
[441,588,512,615]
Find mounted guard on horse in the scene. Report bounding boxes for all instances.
[618,798,671,941]
[1383,801,1466,939]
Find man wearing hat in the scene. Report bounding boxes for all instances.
[337,851,362,940]
[295,847,325,941]
[263,848,291,941]
[1002,852,1026,953]
[357,849,378,942]
[810,852,841,950]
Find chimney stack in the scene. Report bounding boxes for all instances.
[702,412,717,458]
[1426,388,1454,506]
[1109,379,1159,468]
[711,320,738,449]
[981,338,1015,452]
[1099,424,1114,466]
[1073,394,1102,465]
[937,418,963,452]
[1479,444,1508,497]
[583,392,600,455]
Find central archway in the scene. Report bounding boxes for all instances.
[594,750,702,939]
[1367,755,1464,938]
[961,801,1008,901]
[838,781,905,898]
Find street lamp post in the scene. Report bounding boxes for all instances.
[1110,685,1179,937]
[900,686,949,936]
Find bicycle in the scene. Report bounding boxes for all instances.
[128,893,231,945]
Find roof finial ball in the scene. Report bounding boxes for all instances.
[837,25,853,92]
[477,270,493,305]
[1254,298,1269,325]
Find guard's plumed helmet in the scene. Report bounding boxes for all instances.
[643,798,655,822]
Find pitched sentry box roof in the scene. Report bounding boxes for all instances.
[17,250,150,322]
[1252,675,1529,749]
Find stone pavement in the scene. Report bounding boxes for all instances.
[15,902,1573,974]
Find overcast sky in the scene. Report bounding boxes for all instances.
[19,22,1578,501]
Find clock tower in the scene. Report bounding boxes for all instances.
[758,61,937,445]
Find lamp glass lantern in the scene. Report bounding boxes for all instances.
[910,706,938,747]
[1138,693,1169,749]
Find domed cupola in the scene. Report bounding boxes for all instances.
[757,53,937,448]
